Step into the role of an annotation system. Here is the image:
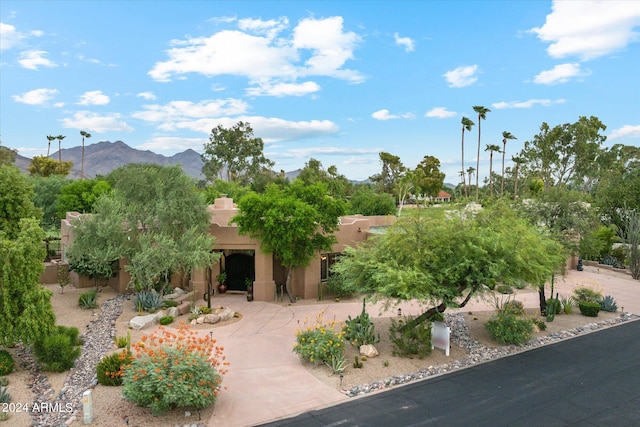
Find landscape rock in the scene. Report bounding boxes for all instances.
[129,314,157,330]
[215,307,235,321]
[204,314,221,324]
[167,306,180,318]
[360,345,379,358]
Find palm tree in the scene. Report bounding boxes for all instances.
[485,144,501,197]
[56,135,66,162]
[500,131,516,197]
[80,130,91,179]
[512,155,525,200]
[461,117,475,198]
[466,166,475,196]
[46,135,55,157]
[472,106,491,201]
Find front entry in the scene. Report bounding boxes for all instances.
[225,252,254,291]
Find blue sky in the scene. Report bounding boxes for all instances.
[2,1,639,182]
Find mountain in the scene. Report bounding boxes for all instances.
[23,140,206,180]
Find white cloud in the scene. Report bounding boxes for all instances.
[443,65,478,88]
[530,0,640,61]
[77,90,110,105]
[31,30,43,37]
[246,81,320,97]
[132,99,250,127]
[12,88,59,105]
[136,136,207,152]
[394,32,415,52]
[274,146,380,159]
[609,125,640,140]
[371,109,414,121]
[136,91,157,100]
[18,50,57,70]
[61,111,134,133]
[0,23,23,50]
[492,98,566,109]
[149,16,363,92]
[533,62,589,85]
[425,107,457,118]
[212,116,340,143]
[344,156,377,165]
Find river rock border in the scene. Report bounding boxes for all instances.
[343,312,639,397]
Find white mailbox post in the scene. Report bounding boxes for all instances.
[82,389,93,424]
[431,321,450,356]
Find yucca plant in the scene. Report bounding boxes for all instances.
[133,291,164,313]
[78,290,98,309]
[599,295,618,312]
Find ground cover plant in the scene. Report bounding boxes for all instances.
[293,310,346,373]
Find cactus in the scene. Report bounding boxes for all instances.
[599,295,618,312]
[353,355,363,369]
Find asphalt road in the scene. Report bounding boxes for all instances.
[260,319,640,427]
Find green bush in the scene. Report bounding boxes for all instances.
[293,311,345,365]
[533,318,547,330]
[599,295,618,312]
[560,295,574,314]
[0,377,8,386]
[342,299,380,348]
[388,316,432,359]
[199,306,212,314]
[96,351,133,386]
[114,334,130,349]
[578,301,601,317]
[485,312,534,346]
[496,284,513,294]
[0,351,14,376]
[502,300,525,316]
[573,287,602,304]
[78,289,98,309]
[159,316,174,325]
[162,300,178,308]
[324,273,358,299]
[33,327,82,372]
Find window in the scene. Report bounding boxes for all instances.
[320,252,340,281]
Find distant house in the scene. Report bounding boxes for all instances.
[429,190,451,203]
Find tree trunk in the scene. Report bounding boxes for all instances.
[400,288,475,332]
[538,287,547,316]
[285,267,295,303]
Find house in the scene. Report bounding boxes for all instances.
[60,196,395,302]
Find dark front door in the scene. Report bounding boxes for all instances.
[225,253,254,291]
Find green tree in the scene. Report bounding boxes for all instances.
[460,117,475,198]
[28,156,73,177]
[233,181,347,302]
[0,165,42,240]
[201,121,274,184]
[297,158,351,199]
[511,155,525,200]
[348,186,396,216]
[620,210,640,279]
[369,152,405,196]
[501,131,517,197]
[0,141,17,166]
[332,203,566,327]
[415,155,445,200]
[518,116,607,191]
[472,106,491,201]
[31,174,70,230]
[55,178,112,218]
[485,144,502,197]
[80,130,91,179]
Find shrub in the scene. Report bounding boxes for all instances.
[159,316,174,325]
[293,311,345,365]
[133,291,164,313]
[573,287,602,304]
[485,312,534,346]
[578,301,601,317]
[533,318,547,330]
[325,273,358,299]
[512,280,527,290]
[114,334,130,349]
[199,306,212,315]
[0,384,10,404]
[502,300,525,316]
[560,295,574,314]
[342,299,380,348]
[0,411,8,421]
[0,377,8,386]
[496,284,513,294]
[600,255,625,269]
[388,316,432,359]
[33,327,82,372]
[96,351,133,386]
[162,300,178,308]
[0,351,14,376]
[122,325,228,415]
[78,289,98,309]
[599,295,618,312]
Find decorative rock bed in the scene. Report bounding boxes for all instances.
[343,312,639,397]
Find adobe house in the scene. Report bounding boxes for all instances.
[60,196,395,302]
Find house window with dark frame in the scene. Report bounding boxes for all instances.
[320,252,340,282]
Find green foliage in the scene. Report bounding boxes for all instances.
[297,158,352,199]
[325,272,358,299]
[0,351,14,376]
[0,384,10,404]
[342,300,380,348]
[159,316,174,325]
[96,351,133,386]
[0,410,9,421]
[114,335,130,349]
[353,355,363,369]
[573,287,602,303]
[28,156,72,177]
[560,295,574,314]
[162,300,178,308]
[485,312,534,346]
[0,377,8,387]
[0,218,56,346]
[348,187,396,216]
[133,291,164,313]
[30,174,70,230]
[533,318,547,330]
[621,210,640,279]
[599,255,625,269]
[0,165,42,240]
[496,284,513,294]
[388,316,432,358]
[201,179,251,204]
[325,356,347,374]
[57,263,70,293]
[599,295,618,312]
[546,298,562,316]
[578,301,601,317]
[502,300,525,316]
[199,306,212,315]
[33,327,82,372]
[78,290,98,309]
[55,178,112,218]
[293,311,345,365]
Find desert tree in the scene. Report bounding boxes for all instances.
[472,106,491,201]
[460,117,475,198]
[80,130,91,178]
[485,144,502,197]
[501,131,516,196]
[56,135,66,162]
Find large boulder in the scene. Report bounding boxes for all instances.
[359,344,379,358]
[129,314,157,330]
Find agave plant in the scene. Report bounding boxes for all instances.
[599,295,618,312]
[133,291,164,313]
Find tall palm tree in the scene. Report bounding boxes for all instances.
[485,144,501,197]
[46,135,55,157]
[472,105,491,201]
[56,135,66,162]
[512,155,525,200]
[461,117,475,198]
[500,131,517,197]
[466,166,475,196]
[80,130,91,179]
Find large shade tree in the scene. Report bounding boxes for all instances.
[332,202,567,327]
[233,181,347,302]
